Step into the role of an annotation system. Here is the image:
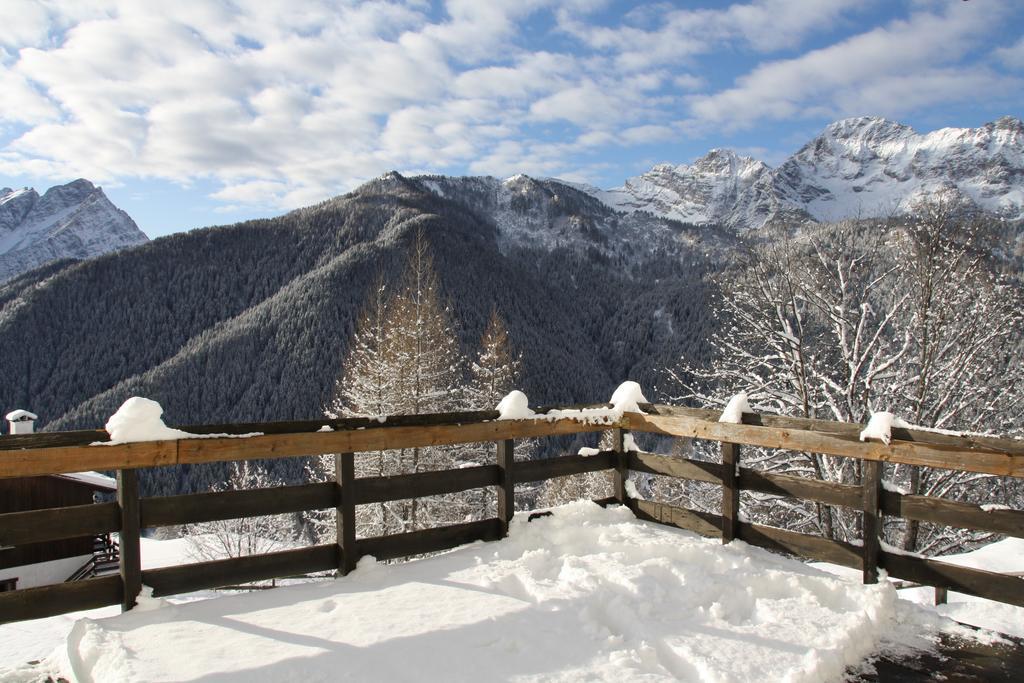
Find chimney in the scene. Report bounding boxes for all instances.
[6,409,37,435]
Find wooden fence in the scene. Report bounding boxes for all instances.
[1,404,1022,625]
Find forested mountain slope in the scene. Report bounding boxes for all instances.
[0,173,718,495]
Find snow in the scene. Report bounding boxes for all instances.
[4,409,37,422]
[52,472,117,490]
[895,538,1024,638]
[101,397,263,444]
[718,392,751,424]
[3,505,1016,682]
[623,433,638,452]
[608,380,648,414]
[577,447,601,457]
[103,397,193,443]
[858,412,911,446]
[496,390,536,420]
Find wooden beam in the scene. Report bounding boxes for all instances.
[862,460,883,584]
[721,443,740,544]
[881,491,1024,538]
[624,412,1024,478]
[0,416,612,479]
[639,404,1024,458]
[140,483,336,528]
[496,440,514,535]
[143,545,337,597]
[336,453,356,576]
[879,552,1024,608]
[627,451,724,483]
[354,465,499,505]
[738,469,861,509]
[117,469,141,612]
[0,502,119,546]
[356,518,504,562]
[613,429,628,506]
[513,451,616,483]
[0,575,121,625]
[738,522,863,570]
[630,499,722,538]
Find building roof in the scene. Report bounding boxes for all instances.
[49,471,117,492]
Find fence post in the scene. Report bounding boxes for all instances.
[116,469,141,611]
[497,439,514,535]
[613,428,629,506]
[861,460,882,584]
[721,443,740,543]
[336,453,356,575]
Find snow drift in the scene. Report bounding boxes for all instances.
[62,502,902,683]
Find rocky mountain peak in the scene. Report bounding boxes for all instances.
[588,116,1024,229]
[0,178,147,282]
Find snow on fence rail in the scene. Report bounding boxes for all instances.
[1,403,1023,625]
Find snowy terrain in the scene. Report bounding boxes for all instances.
[594,116,1024,229]
[2,502,1017,683]
[0,179,147,282]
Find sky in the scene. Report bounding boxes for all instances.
[0,0,1021,239]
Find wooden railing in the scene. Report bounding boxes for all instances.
[1,404,1022,625]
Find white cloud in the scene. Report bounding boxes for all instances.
[0,0,1019,212]
[686,3,1015,130]
[994,37,1024,70]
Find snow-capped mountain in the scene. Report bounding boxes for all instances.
[0,179,148,282]
[597,116,1024,229]
[595,149,771,225]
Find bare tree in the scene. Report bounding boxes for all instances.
[662,208,1024,552]
[187,459,291,562]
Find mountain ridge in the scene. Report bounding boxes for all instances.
[0,179,148,282]
[591,115,1024,229]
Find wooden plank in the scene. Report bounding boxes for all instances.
[336,453,356,576]
[879,552,1024,608]
[354,465,500,505]
[639,404,1024,458]
[0,501,119,546]
[881,492,1024,538]
[737,521,863,569]
[738,469,861,508]
[497,440,514,535]
[140,482,336,528]
[513,451,616,483]
[628,452,724,483]
[117,469,141,612]
[0,575,121,625]
[356,519,504,562]
[721,442,740,544]
[630,499,722,538]
[143,545,338,598]
[624,413,1024,478]
[862,460,883,584]
[613,429,628,505]
[0,417,611,479]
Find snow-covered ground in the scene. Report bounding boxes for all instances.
[1,503,1017,682]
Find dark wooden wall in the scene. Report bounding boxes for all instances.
[0,477,99,568]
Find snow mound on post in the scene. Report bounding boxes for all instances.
[496,390,536,420]
[104,397,193,443]
[62,502,906,682]
[719,392,752,424]
[608,380,648,414]
[859,412,910,446]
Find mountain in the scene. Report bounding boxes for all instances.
[0,179,148,282]
[597,116,1024,229]
[0,172,718,495]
